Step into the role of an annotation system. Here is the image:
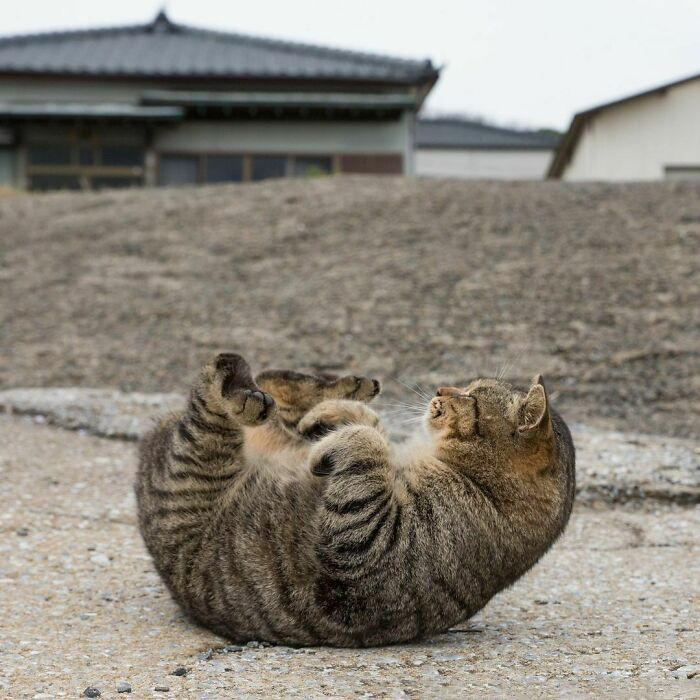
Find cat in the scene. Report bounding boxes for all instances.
[135,352,575,647]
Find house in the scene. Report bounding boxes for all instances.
[549,72,700,180]
[414,118,559,180]
[0,11,438,190]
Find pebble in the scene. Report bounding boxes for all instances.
[171,667,187,676]
[16,527,29,536]
[90,553,110,566]
[83,688,101,698]
[673,665,700,679]
[116,681,132,693]
[154,686,170,692]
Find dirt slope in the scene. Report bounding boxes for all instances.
[1,177,698,437]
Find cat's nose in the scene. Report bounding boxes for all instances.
[436,386,464,397]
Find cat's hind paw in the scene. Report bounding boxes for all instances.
[201,353,277,426]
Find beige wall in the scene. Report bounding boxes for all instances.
[154,116,411,165]
[415,148,553,180]
[562,79,700,181]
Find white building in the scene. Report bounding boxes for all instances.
[549,72,700,181]
[415,118,559,180]
[0,11,438,190]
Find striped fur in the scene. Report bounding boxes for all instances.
[135,355,575,647]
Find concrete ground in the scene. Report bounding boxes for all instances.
[1,393,698,699]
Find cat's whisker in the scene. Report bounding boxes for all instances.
[395,378,434,402]
[497,344,528,382]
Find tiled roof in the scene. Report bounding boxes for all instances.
[0,11,437,85]
[416,118,560,150]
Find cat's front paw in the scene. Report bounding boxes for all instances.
[308,425,388,477]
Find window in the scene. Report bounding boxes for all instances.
[293,156,332,177]
[251,155,287,181]
[158,155,199,186]
[101,145,144,168]
[155,152,341,186]
[25,130,146,191]
[28,145,72,166]
[205,155,243,183]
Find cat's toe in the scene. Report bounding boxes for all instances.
[229,388,276,425]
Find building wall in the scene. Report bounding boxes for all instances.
[562,78,700,181]
[415,148,553,179]
[154,116,411,164]
[0,77,415,182]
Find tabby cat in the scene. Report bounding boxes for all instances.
[135,353,575,647]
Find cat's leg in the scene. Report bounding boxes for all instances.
[308,425,414,643]
[297,399,385,441]
[255,369,380,431]
[136,352,275,596]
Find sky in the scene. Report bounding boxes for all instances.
[3,0,700,130]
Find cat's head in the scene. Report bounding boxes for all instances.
[427,375,560,470]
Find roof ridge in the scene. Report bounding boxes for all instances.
[0,21,149,48]
[0,12,434,73]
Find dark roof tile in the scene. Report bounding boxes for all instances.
[416,118,560,150]
[0,11,436,84]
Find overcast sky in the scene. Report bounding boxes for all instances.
[3,0,699,130]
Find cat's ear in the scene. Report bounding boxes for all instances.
[518,374,551,436]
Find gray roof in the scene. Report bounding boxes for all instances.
[416,118,560,150]
[0,11,436,86]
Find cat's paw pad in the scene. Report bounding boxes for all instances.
[209,353,276,425]
[228,388,276,425]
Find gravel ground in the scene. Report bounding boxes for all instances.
[1,178,699,438]
[1,414,698,699]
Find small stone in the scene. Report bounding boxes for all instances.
[116,681,131,693]
[83,688,101,698]
[197,649,213,661]
[674,665,700,679]
[16,528,29,536]
[171,667,187,676]
[90,553,110,566]
[154,686,170,692]
[223,645,244,653]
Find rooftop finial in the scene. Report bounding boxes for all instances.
[151,7,172,33]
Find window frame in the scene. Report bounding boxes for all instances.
[156,151,345,185]
[25,130,145,191]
